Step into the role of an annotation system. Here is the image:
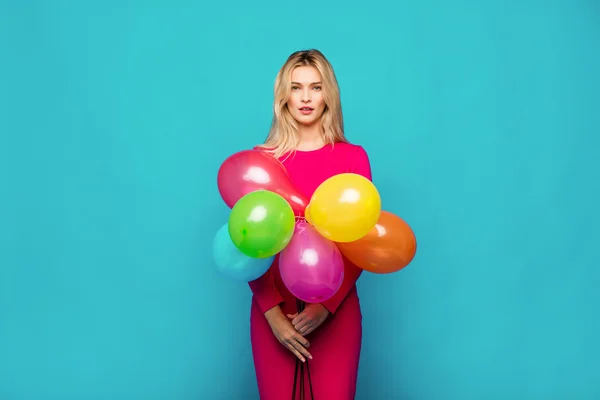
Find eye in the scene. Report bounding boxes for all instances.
[291,86,299,91]
[313,86,322,91]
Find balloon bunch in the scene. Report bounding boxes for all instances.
[212,149,417,303]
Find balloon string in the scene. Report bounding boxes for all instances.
[292,357,299,400]
[306,356,314,399]
[300,361,304,399]
[292,298,314,400]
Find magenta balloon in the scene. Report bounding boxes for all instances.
[279,221,344,303]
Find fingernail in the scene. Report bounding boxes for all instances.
[301,358,305,362]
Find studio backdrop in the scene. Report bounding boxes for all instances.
[1,1,598,399]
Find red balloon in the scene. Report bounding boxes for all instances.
[217,150,309,217]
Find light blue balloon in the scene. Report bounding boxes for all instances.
[212,222,274,282]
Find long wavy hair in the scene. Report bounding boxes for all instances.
[257,49,348,158]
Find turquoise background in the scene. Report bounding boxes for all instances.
[1,1,599,399]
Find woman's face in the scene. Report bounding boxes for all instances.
[286,66,326,127]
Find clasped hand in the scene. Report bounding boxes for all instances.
[287,303,330,336]
[265,304,330,363]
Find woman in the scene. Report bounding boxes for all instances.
[249,49,372,400]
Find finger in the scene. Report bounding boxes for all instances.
[286,313,298,320]
[286,338,311,361]
[294,319,311,332]
[293,333,311,349]
[291,339,313,360]
[297,322,312,335]
[291,314,305,326]
[286,343,305,362]
[301,325,315,336]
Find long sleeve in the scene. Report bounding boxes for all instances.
[322,145,373,314]
[248,262,284,314]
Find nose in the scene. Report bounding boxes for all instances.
[301,88,311,103]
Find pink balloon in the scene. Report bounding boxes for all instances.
[279,221,344,303]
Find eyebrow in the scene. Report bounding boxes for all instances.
[291,81,322,85]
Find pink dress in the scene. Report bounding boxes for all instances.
[248,141,372,400]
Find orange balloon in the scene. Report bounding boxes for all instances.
[336,211,417,274]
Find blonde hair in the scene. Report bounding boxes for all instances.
[257,49,348,158]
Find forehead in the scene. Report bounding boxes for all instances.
[291,66,321,83]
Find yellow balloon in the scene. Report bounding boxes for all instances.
[305,203,313,223]
[307,173,381,242]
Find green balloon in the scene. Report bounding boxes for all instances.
[228,190,295,258]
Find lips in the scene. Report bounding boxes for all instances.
[299,106,314,115]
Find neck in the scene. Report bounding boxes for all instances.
[296,124,325,151]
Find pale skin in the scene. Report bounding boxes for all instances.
[264,65,332,362]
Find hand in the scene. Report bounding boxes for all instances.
[287,303,330,336]
[265,306,313,362]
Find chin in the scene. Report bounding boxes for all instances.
[297,118,319,126]
[296,113,321,125]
